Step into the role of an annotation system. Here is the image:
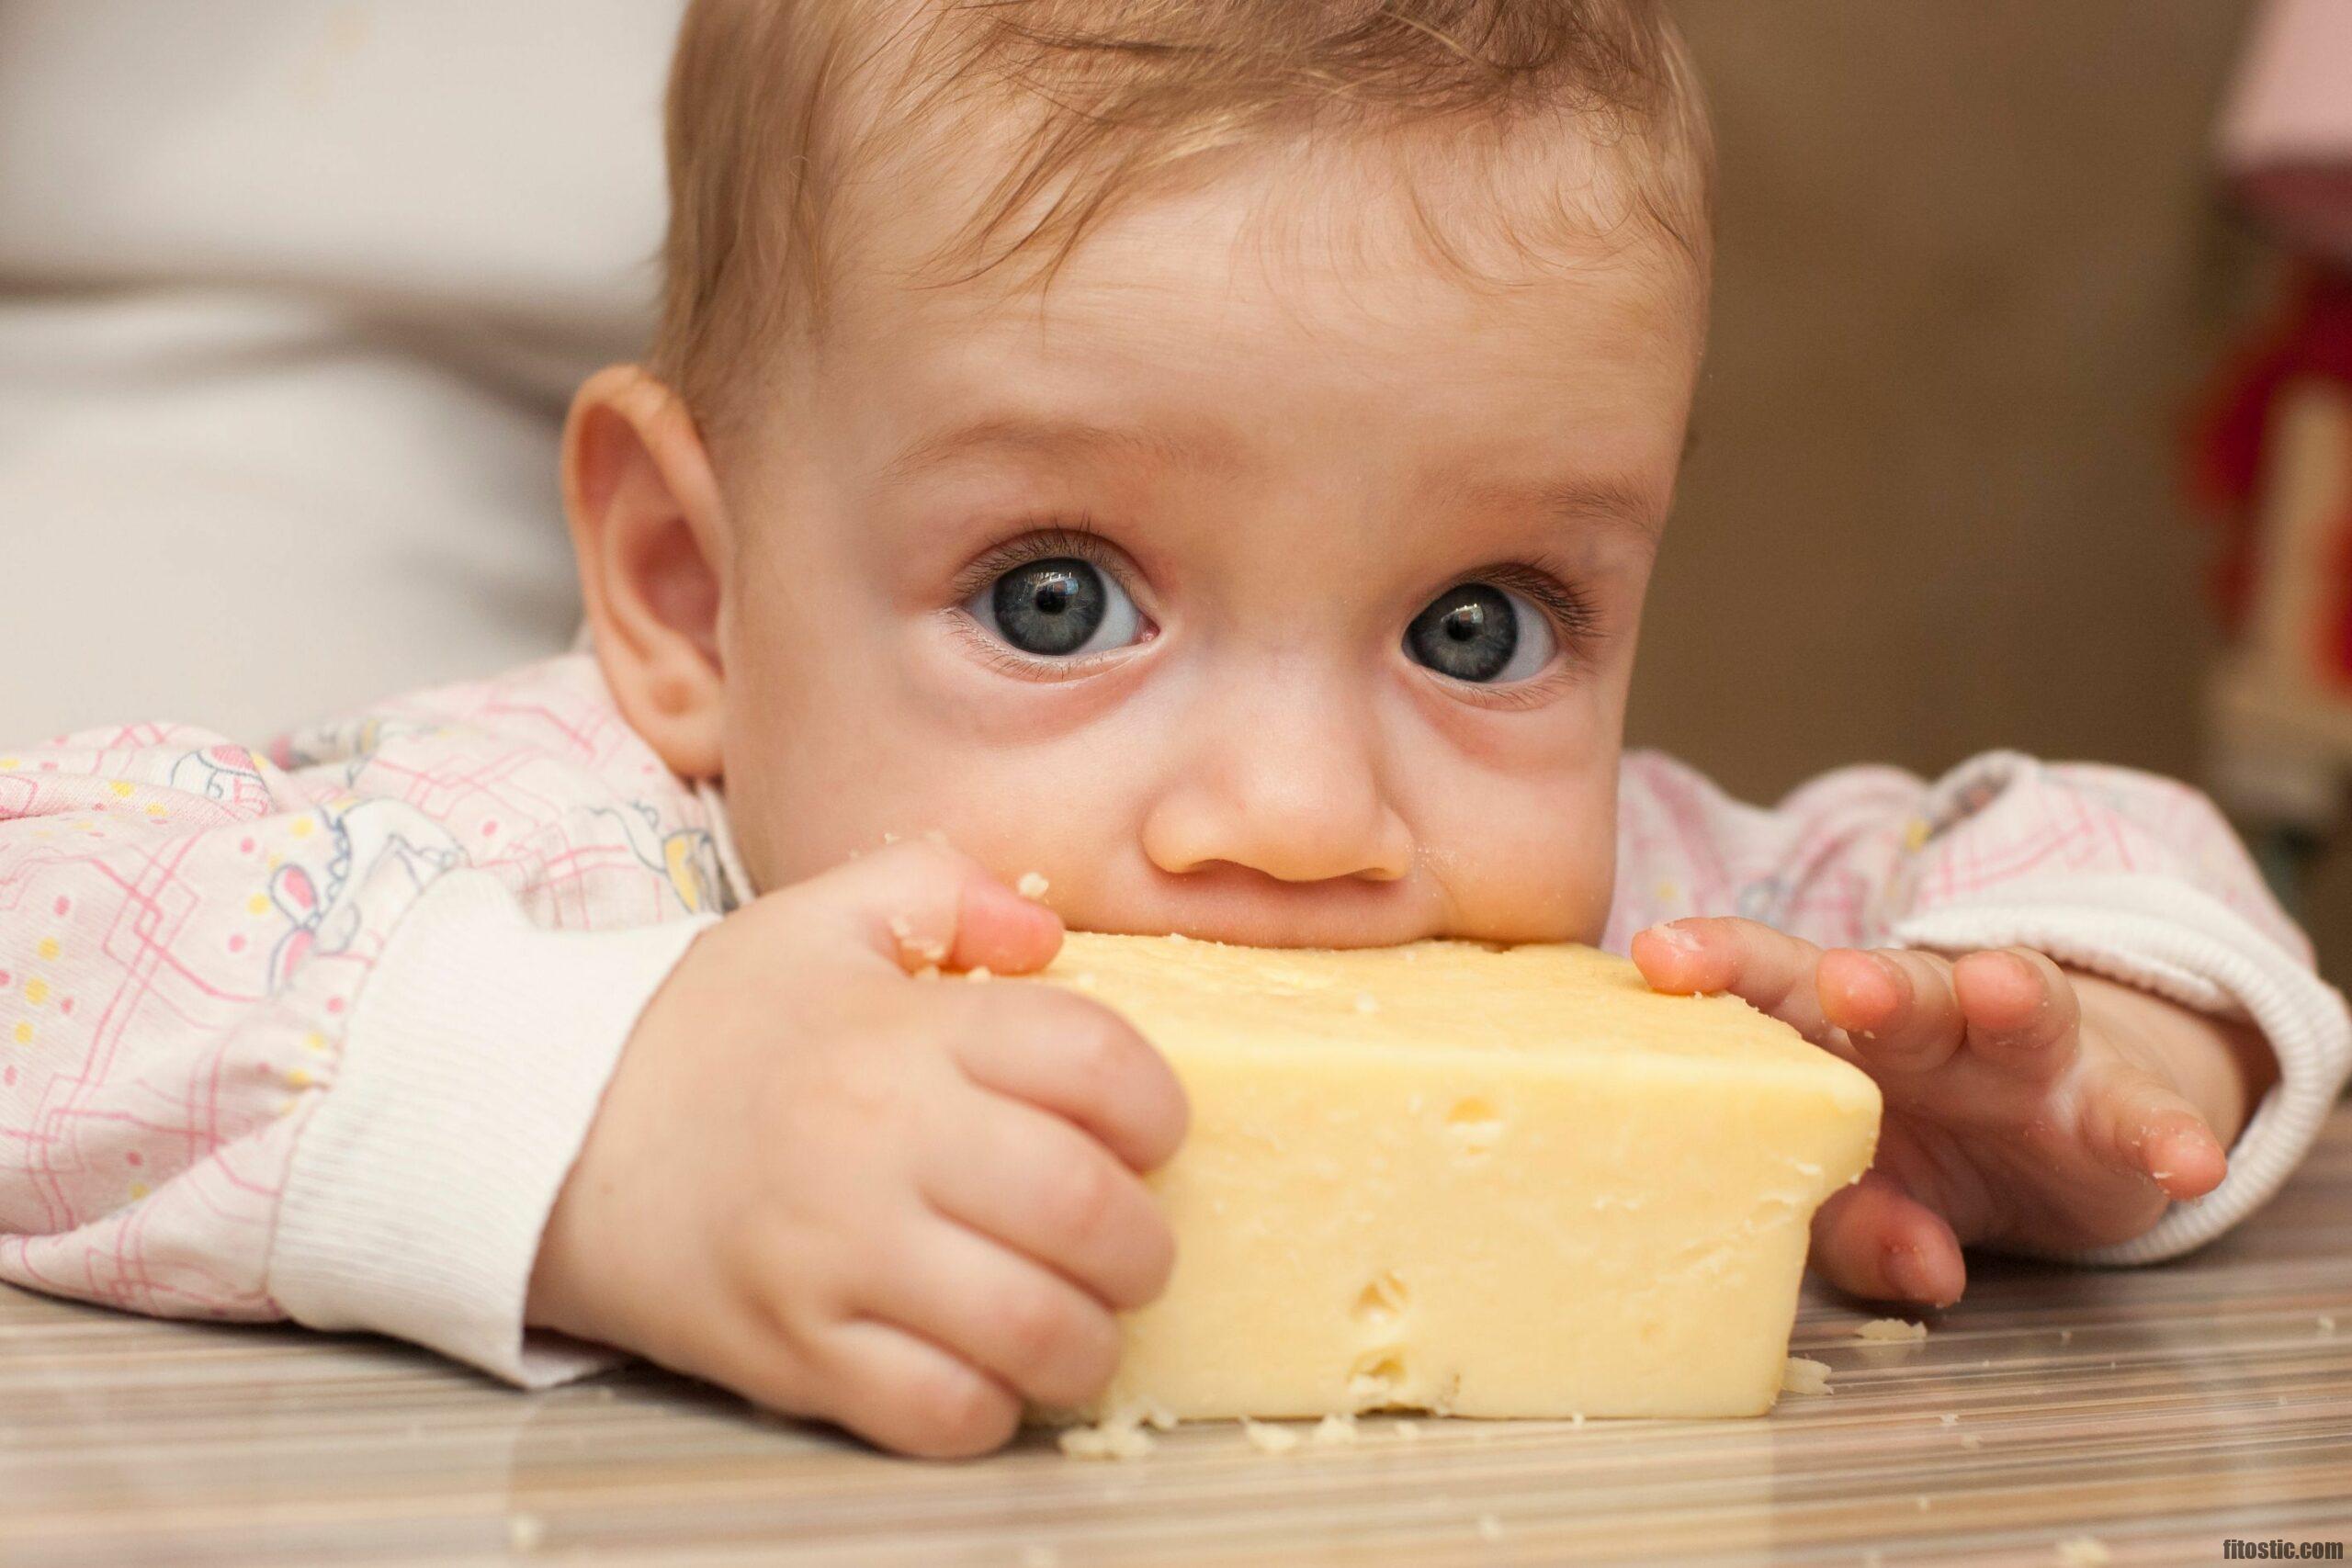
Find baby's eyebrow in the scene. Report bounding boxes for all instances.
[1453,472,1666,550]
[880,414,1241,483]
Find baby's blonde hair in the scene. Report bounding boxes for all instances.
[650,0,1713,435]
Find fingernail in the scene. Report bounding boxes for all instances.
[1645,922,1701,953]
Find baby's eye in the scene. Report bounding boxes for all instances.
[965,557,1145,659]
[1404,582,1557,683]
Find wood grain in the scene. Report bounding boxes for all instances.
[5,1111,2348,1567]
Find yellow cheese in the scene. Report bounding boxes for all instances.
[1030,932,1881,1422]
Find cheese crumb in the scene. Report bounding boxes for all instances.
[1780,1356,1832,1395]
[1476,1514,1505,1542]
[915,939,947,964]
[1937,1413,1959,1427]
[1241,1418,1300,1454]
[913,965,940,982]
[1058,1417,1155,1461]
[1353,991,1380,1015]
[967,965,992,983]
[506,1513,547,1553]
[2320,1314,2337,1337]
[1855,1318,1928,1343]
[886,914,914,942]
[1960,1433,1983,1450]
[1393,1420,1421,1440]
[1017,872,1050,899]
[2055,1538,2111,1567]
[2059,1328,2075,1344]
[1073,972,1098,990]
[1310,1413,1360,1446]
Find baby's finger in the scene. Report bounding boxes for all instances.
[922,1090,1175,1310]
[956,987,1189,1173]
[1950,948,2079,1080]
[1817,948,1966,1076]
[865,1216,1125,1413]
[1632,918,1835,1045]
[807,1317,1023,1460]
[1807,1171,1966,1307]
[2085,1076,2228,1202]
[783,840,1064,977]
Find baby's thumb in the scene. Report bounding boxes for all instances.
[788,840,1063,977]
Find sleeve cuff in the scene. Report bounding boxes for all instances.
[1888,871,2352,1264]
[266,869,717,1384]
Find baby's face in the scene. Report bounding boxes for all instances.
[713,142,1702,947]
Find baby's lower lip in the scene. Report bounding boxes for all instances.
[1069,879,1430,950]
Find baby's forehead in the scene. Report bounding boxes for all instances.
[832,118,1706,359]
[797,131,1700,539]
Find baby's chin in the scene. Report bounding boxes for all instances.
[1057,864,1609,951]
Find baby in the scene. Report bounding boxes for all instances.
[3,0,2346,1460]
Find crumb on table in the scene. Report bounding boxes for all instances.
[1781,1356,1833,1396]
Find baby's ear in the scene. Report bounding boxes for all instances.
[562,366,729,781]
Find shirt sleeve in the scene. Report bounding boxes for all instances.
[0,655,726,1383]
[1605,748,2352,1263]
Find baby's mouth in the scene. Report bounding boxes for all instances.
[1062,863,1436,951]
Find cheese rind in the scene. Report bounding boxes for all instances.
[1029,932,1882,1422]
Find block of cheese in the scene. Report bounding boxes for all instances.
[1028,932,1881,1422]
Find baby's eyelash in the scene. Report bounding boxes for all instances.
[949,517,1120,603]
[1481,558,1602,647]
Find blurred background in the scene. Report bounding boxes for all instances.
[1633,1,2352,975]
[4,0,2346,970]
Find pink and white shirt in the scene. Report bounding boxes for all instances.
[2,655,2345,1384]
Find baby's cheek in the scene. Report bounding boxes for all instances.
[1420,780,1619,945]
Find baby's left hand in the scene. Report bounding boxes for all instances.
[1632,918,2270,1307]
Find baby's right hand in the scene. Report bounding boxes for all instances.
[526,842,1188,1457]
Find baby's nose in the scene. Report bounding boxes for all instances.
[1139,686,1414,886]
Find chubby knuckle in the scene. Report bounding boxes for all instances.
[801,1043,903,1124]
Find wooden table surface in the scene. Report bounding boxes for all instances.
[6,1111,2349,1568]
